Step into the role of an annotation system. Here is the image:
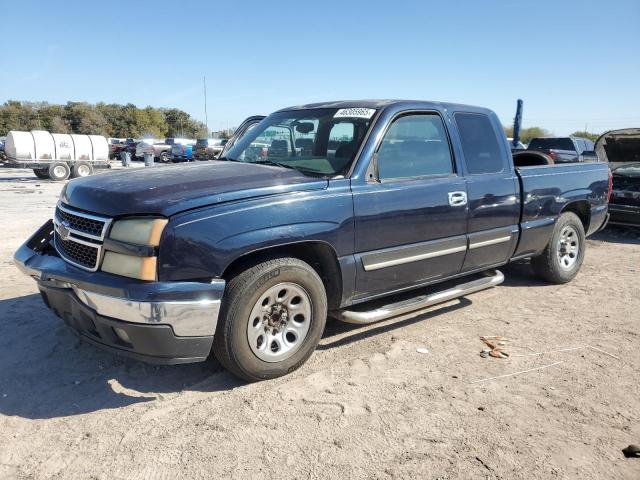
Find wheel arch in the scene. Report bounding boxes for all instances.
[560,200,590,232]
[221,240,343,310]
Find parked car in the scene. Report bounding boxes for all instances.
[170,140,197,162]
[506,137,526,151]
[218,115,266,159]
[192,138,228,161]
[111,138,137,159]
[14,99,610,381]
[0,137,5,160]
[137,138,194,162]
[527,136,599,163]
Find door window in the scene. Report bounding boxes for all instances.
[376,113,454,180]
[454,113,505,174]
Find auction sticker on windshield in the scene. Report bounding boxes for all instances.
[334,108,376,119]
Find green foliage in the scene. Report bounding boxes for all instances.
[0,100,204,139]
[161,108,207,138]
[503,126,550,144]
[570,130,600,142]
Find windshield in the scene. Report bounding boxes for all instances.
[223,108,376,176]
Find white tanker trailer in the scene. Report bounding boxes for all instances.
[1,130,111,180]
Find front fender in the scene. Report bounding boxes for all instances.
[158,182,354,281]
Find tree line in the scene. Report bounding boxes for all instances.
[0,100,209,139]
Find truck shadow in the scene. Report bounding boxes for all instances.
[0,265,562,420]
[592,226,640,245]
[0,293,243,420]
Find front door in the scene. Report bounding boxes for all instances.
[352,111,469,300]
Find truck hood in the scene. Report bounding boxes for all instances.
[61,161,328,217]
[595,128,640,169]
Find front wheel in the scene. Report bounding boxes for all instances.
[532,212,586,283]
[159,152,169,163]
[213,257,327,382]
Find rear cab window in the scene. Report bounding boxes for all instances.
[528,138,576,151]
[454,112,506,174]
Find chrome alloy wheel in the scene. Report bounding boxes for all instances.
[557,225,579,270]
[247,282,312,362]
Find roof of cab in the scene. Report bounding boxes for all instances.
[276,99,492,114]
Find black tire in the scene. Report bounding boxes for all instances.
[532,212,586,284]
[48,162,71,181]
[213,257,327,382]
[71,161,94,178]
[159,152,169,163]
[33,168,49,179]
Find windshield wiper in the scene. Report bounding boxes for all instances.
[217,156,241,162]
[253,159,299,170]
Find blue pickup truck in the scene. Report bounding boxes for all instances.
[14,100,610,381]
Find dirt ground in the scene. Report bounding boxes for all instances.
[0,166,639,480]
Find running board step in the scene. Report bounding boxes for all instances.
[332,270,504,325]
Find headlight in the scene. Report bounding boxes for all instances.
[101,251,158,281]
[101,217,168,281]
[108,218,168,246]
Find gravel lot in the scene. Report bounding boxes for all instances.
[0,166,639,480]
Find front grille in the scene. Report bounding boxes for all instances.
[55,205,107,238]
[53,203,112,271]
[54,232,99,269]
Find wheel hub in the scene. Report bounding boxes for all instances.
[557,225,579,270]
[247,282,312,363]
[264,303,288,331]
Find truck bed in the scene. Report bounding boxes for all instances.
[513,161,610,258]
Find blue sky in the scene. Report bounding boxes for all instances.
[2,0,639,135]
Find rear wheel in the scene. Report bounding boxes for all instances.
[532,212,585,283]
[159,152,169,163]
[213,257,327,382]
[48,162,70,181]
[71,161,94,178]
[33,168,49,179]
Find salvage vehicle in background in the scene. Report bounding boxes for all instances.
[111,138,137,160]
[217,115,265,159]
[506,137,526,151]
[170,140,197,162]
[609,163,640,227]
[14,100,610,381]
[1,130,110,180]
[192,138,227,161]
[527,136,599,163]
[595,128,640,227]
[137,138,194,162]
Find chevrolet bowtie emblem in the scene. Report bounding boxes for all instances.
[57,221,71,241]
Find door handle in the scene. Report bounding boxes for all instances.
[448,191,467,207]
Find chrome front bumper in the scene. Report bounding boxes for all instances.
[37,278,221,336]
[14,220,225,340]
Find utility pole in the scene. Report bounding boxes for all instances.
[203,76,209,137]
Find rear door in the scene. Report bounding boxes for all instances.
[452,112,520,272]
[352,111,468,299]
